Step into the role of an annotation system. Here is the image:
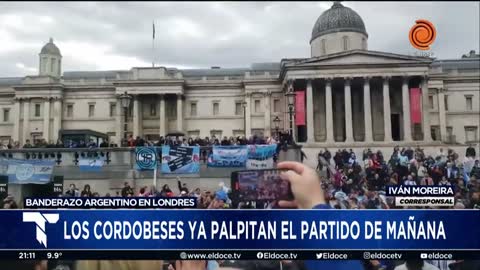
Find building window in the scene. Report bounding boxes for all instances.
[210,130,222,138]
[235,102,242,115]
[342,36,349,51]
[190,102,197,116]
[465,126,478,143]
[3,109,9,122]
[428,95,434,109]
[51,59,55,73]
[254,100,261,113]
[150,103,157,116]
[321,39,326,55]
[109,103,116,117]
[34,104,41,117]
[88,104,95,117]
[128,104,133,118]
[466,96,473,111]
[273,99,280,113]
[444,95,449,111]
[213,102,219,115]
[188,130,200,138]
[362,37,367,50]
[43,57,48,72]
[66,104,73,118]
[430,126,440,141]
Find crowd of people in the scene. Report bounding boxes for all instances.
[2,143,479,270]
[0,131,297,150]
[316,144,480,212]
[58,179,232,210]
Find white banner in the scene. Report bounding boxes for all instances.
[246,158,274,170]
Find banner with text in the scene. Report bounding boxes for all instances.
[0,159,55,184]
[161,146,200,174]
[1,210,479,250]
[295,91,305,126]
[207,145,248,167]
[246,144,277,169]
[410,88,422,124]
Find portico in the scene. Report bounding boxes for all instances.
[113,68,185,144]
[282,50,433,145]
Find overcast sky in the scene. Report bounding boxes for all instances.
[0,1,478,77]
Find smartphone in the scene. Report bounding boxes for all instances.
[231,169,293,203]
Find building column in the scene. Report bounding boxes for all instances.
[22,99,30,145]
[325,78,334,143]
[12,98,21,143]
[263,91,271,137]
[115,98,123,146]
[52,98,62,142]
[133,96,142,137]
[159,95,166,136]
[306,79,315,143]
[383,76,392,142]
[344,77,354,142]
[245,93,251,137]
[177,94,183,132]
[43,98,51,142]
[402,76,412,141]
[363,77,373,142]
[437,88,447,142]
[421,76,432,142]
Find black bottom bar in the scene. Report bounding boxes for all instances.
[6,250,480,261]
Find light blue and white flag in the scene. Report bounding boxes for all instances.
[0,159,55,184]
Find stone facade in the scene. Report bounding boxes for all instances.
[0,2,478,148]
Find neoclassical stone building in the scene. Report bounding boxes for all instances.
[0,1,479,148]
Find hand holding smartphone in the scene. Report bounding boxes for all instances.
[231,169,294,204]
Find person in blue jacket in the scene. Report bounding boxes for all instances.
[277,161,365,270]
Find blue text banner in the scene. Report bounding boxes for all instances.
[0,210,478,250]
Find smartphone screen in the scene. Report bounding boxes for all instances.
[231,169,293,203]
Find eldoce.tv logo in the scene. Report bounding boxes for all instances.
[23,212,59,248]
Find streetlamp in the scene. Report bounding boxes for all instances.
[285,88,296,138]
[273,116,281,138]
[242,101,248,137]
[119,91,133,145]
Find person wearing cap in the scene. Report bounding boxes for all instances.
[208,190,229,209]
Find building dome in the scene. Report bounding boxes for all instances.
[311,1,367,43]
[40,38,61,56]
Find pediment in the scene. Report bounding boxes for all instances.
[288,50,432,67]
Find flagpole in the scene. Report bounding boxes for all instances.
[152,20,155,68]
[153,166,157,188]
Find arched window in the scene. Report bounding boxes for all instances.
[362,38,367,50]
[321,39,326,55]
[342,36,349,51]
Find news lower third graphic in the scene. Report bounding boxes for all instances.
[0,210,478,260]
[386,185,455,207]
[23,197,198,209]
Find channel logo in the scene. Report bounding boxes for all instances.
[23,212,59,248]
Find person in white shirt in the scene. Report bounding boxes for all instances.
[404,175,417,186]
[394,261,439,270]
